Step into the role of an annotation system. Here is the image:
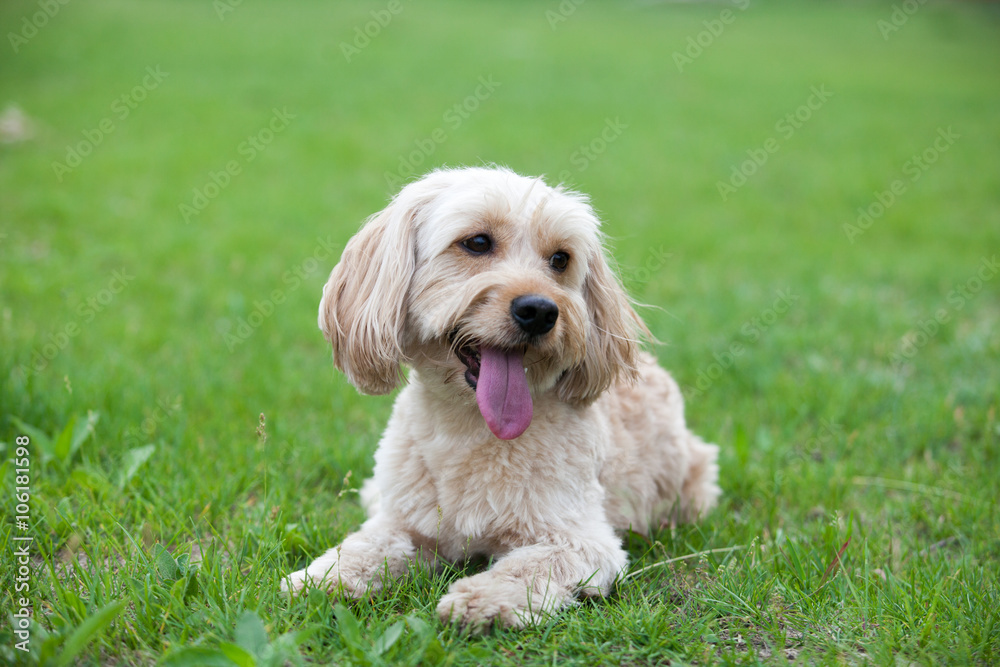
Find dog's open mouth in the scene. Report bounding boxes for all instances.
[456,343,533,441]
[457,344,482,389]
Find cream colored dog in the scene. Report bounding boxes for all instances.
[284,166,720,631]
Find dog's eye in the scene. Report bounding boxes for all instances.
[549,251,570,272]
[461,234,493,254]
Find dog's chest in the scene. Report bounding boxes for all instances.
[416,433,600,552]
[383,385,607,556]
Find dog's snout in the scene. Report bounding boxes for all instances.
[510,295,559,336]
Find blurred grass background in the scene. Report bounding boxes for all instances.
[1,0,998,664]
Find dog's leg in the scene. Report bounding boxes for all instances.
[680,433,721,522]
[282,516,416,596]
[437,527,627,632]
[358,476,381,518]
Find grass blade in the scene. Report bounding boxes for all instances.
[52,599,125,667]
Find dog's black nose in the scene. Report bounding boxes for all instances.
[510,295,559,336]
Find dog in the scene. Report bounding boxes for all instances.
[283,166,720,631]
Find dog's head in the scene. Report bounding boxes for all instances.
[319,167,648,440]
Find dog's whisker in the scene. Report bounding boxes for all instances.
[632,300,683,324]
[525,355,550,369]
[592,324,646,345]
[450,330,476,355]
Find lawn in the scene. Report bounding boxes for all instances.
[1,0,998,664]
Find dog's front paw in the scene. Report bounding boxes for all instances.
[281,566,354,596]
[280,548,374,598]
[281,568,311,595]
[282,526,419,598]
[281,561,353,597]
[436,573,550,633]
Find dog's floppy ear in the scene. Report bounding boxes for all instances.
[558,243,649,405]
[318,194,420,395]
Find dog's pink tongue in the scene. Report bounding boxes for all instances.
[475,346,533,440]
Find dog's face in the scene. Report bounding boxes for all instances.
[319,167,646,440]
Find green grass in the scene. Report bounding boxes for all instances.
[1,0,998,664]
